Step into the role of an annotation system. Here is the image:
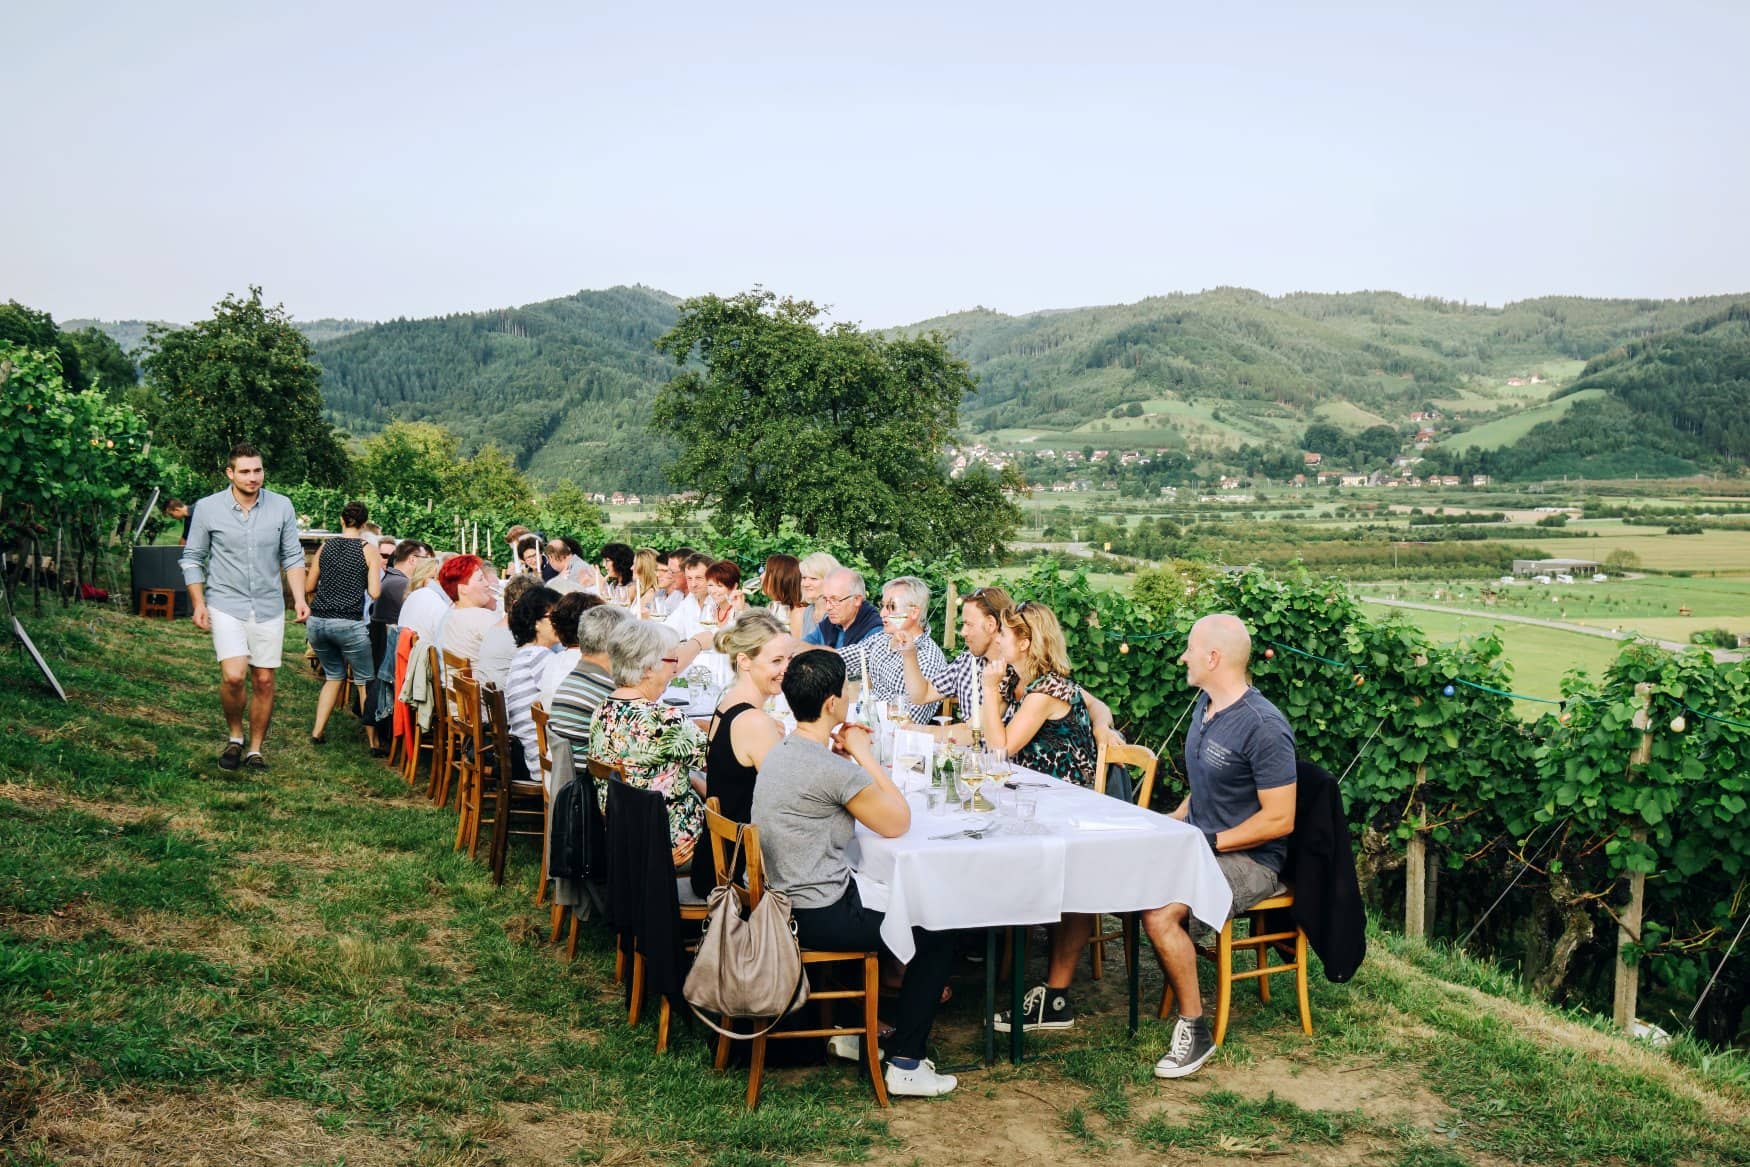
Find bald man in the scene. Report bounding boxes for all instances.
[1142,613,1297,1079]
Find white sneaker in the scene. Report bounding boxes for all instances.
[827,1034,884,1062]
[884,1057,958,1097]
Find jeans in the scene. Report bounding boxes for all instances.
[370,624,402,722]
[790,881,954,1060]
[307,616,373,682]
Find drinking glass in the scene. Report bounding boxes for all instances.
[1017,794,1038,823]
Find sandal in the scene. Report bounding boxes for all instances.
[243,753,268,771]
[309,733,327,746]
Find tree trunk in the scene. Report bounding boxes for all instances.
[1532,871,1596,999]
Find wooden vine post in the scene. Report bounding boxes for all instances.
[942,580,958,652]
[1613,681,1656,1032]
[1406,762,1428,940]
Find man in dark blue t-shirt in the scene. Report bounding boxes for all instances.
[1142,613,1297,1080]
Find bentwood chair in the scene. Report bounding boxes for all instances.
[529,703,555,910]
[701,802,888,1109]
[427,650,473,808]
[1158,889,1312,1045]
[1087,740,1161,980]
[449,674,491,853]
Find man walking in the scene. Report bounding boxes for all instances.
[180,442,309,771]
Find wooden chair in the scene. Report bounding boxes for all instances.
[570,758,626,965]
[530,702,557,913]
[426,649,472,807]
[701,801,888,1109]
[1157,889,1312,1045]
[448,673,491,854]
[1087,740,1160,980]
[480,682,548,885]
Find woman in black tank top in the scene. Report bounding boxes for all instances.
[692,610,797,897]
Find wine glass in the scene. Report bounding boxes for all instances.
[958,749,986,812]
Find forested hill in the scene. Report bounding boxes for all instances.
[66,317,375,352]
[898,290,1745,433]
[312,286,682,494]
[1434,305,1750,481]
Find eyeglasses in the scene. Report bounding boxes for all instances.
[879,603,915,614]
[822,595,856,606]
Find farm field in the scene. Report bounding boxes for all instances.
[1366,605,1627,712]
[1434,388,1605,450]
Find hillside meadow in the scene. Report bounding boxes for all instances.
[4,603,1750,1165]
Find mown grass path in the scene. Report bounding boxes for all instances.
[3,605,1747,1166]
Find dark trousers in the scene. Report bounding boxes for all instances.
[791,881,953,1061]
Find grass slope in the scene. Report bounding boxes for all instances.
[4,604,1748,1165]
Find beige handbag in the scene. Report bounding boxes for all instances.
[683,833,810,1038]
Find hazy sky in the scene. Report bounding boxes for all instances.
[8,1,1746,328]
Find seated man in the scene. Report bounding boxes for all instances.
[861,575,947,723]
[752,649,958,1098]
[1142,613,1296,1078]
[803,568,885,690]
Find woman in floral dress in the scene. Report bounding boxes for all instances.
[588,620,709,869]
[974,601,1098,787]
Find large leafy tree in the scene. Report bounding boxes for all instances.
[64,326,138,399]
[652,289,1017,563]
[354,420,460,503]
[140,287,349,486]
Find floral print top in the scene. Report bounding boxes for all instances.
[589,695,708,863]
[1001,671,1098,787]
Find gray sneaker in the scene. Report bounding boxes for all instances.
[1154,1015,1216,1079]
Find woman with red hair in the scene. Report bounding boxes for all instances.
[434,554,499,664]
[701,559,746,629]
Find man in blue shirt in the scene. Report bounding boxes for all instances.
[804,567,885,684]
[180,442,309,772]
[1142,613,1296,1079]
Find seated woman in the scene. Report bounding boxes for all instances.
[752,649,957,1098]
[598,541,637,606]
[700,558,748,630]
[761,553,805,638]
[513,534,544,578]
[538,591,601,712]
[503,585,562,787]
[433,555,500,667]
[632,547,662,615]
[976,600,1101,1038]
[477,574,541,691]
[976,601,1097,786]
[796,551,840,641]
[588,620,709,868]
[691,611,795,896]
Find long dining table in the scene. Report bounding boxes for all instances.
[848,763,1233,1064]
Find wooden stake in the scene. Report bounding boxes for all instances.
[1613,682,1655,1032]
[943,580,958,652]
[1405,764,1428,940]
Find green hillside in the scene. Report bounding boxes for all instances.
[312,286,682,493]
[1430,306,1750,480]
[67,317,376,352]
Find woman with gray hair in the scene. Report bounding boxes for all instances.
[587,619,710,868]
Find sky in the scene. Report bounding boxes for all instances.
[7,0,1748,329]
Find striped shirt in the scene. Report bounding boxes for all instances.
[505,644,548,787]
[865,631,947,723]
[548,660,616,746]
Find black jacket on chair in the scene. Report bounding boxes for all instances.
[1279,760,1367,983]
[605,780,686,1006]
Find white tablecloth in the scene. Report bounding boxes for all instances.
[849,768,1233,962]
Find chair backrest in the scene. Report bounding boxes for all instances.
[441,648,472,678]
[588,757,625,785]
[530,702,552,785]
[1094,739,1160,808]
[452,673,484,756]
[482,681,513,787]
[702,797,738,889]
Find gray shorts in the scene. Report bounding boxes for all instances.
[1215,851,1286,920]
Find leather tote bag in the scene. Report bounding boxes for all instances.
[683,835,810,1038]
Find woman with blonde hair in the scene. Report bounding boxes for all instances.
[975,601,1097,786]
[633,547,661,615]
[691,609,796,896]
[796,551,840,641]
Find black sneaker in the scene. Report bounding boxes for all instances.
[993,985,1074,1033]
[218,741,244,771]
[1154,1015,1216,1079]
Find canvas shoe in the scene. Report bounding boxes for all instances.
[884,1057,957,1097]
[1153,1015,1216,1079]
[993,984,1075,1033]
[827,1034,884,1062]
[218,740,244,771]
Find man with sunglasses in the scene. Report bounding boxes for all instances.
[861,576,948,723]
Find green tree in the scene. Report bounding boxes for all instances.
[539,479,606,532]
[64,326,137,398]
[449,443,533,514]
[140,287,349,485]
[354,420,460,502]
[0,301,87,393]
[652,289,1018,563]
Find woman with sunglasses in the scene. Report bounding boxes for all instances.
[976,601,1098,786]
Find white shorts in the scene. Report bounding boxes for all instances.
[210,609,286,669]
